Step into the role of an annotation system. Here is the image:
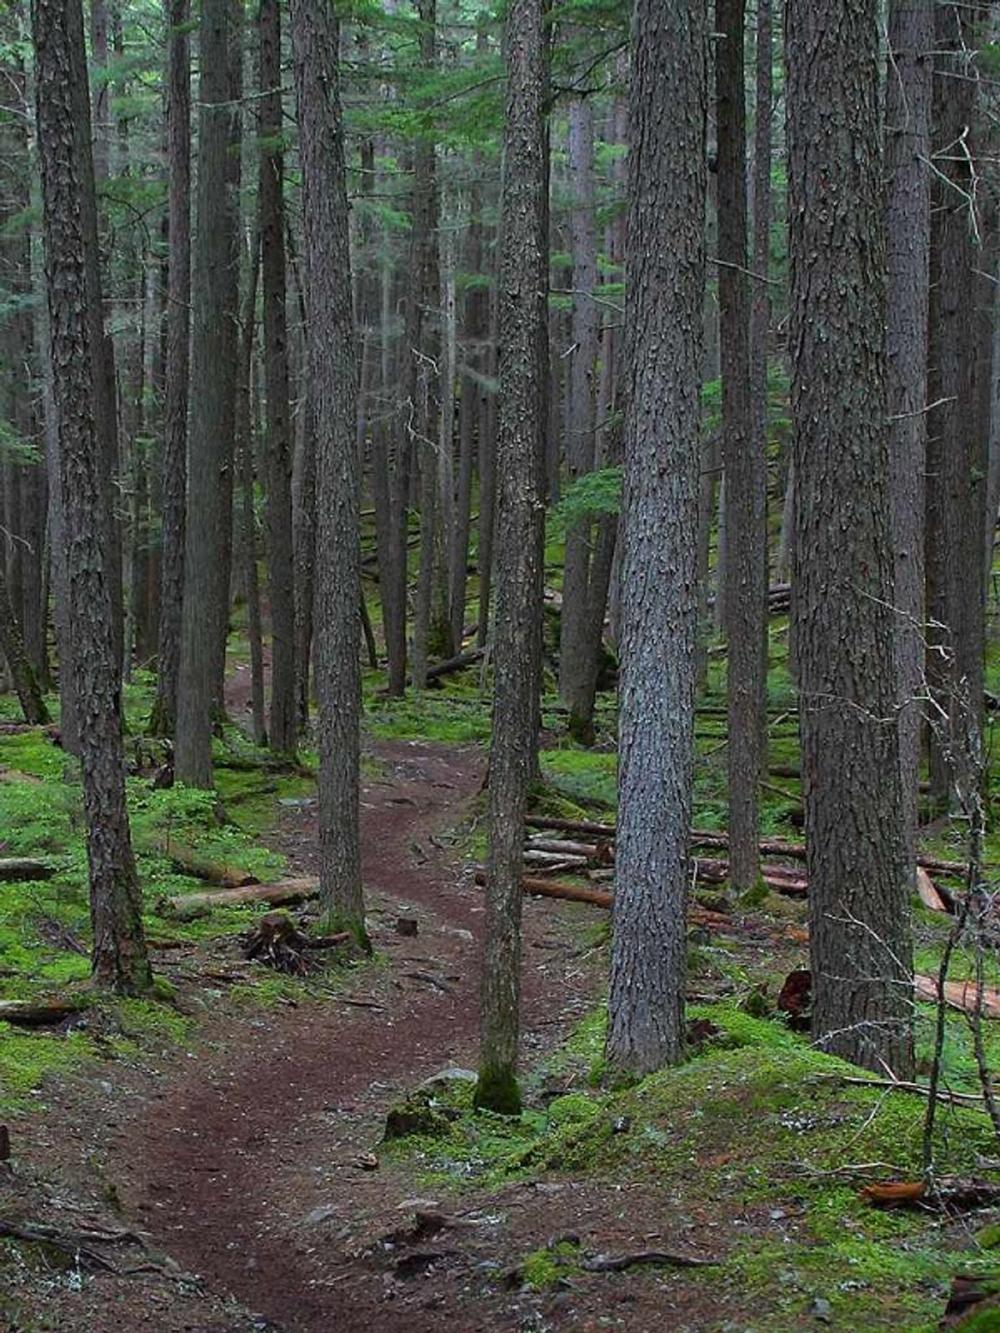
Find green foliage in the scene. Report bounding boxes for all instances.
[550,466,623,538]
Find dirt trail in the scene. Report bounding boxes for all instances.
[122,739,592,1332]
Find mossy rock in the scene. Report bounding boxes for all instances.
[383,1090,455,1142]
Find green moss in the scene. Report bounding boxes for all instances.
[521,1240,581,1289]
[0,1024,97,1113]
[474,1063,522,1115]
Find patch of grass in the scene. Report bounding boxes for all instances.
[365,688,491,745]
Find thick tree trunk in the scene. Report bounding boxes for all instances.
[150,0,191,737]
[32,0,150,993]
[475,0,547,1116]
[718,0,766,890]
[605,0,706,1079]
[258,0,296,756]
[290,0,364,937]
[175,0,240,786]
[787,0,913,1076]
[885,0,932,885]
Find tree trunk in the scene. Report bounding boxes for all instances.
[289,0,364,937]
[558,95,600,742]
[787,0,913,1076]
[605,0,706,1079]
[925,3,985,812]
[175,0,240,787]
[885,0,932,885]
[474,0,547,1116]
[258,0,296,756]
[32,0,150,993]
[717,0,766,891]
[150,0,191,737]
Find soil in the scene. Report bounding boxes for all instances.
[1,661,808,1331]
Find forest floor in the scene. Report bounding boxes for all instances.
[4,650,1000,1329]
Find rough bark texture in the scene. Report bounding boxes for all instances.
[150,0,191,736]
[258,0,296,756]
[717,0,765,890]
[236,232,267,747]
[32,0,150,993]
[605,0,706,1078]
[175,0,239,786]
[475,0,546,1115]
[885,0,932,883]
[558,95,600,742]
[290,0,364,936]
[925,4,985,811]
[787,0,913,1076]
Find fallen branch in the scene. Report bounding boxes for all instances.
[424,647,485,683]
[156,877,319,916]
[0,858,56,882]
[581,1249,718,1272]
[0,998,88,1027]
[146,839,259,888]
[914,974,1000,1020]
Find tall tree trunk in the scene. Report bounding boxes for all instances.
[150,0,191,737]
[787,0,913,1076]
[717,0,766,891]
[32,0,150,993]
[258,0,296,756]
[885,0,932,885]
[290,0,364,937]
[175,0,240,787]
[558,95,600,742]
[474,0,547,1116]
[605,0,706,1079]
[925,3,985,812]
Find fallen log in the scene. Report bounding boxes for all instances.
[144,839,259,888]
[156,877,319,916]
[914,974,1000,1020]
[0,858,56,882]
[526,837,614,863]
[0,998,88,1027]
[424,647,485,683]
[474,869,611,909]
[526,817,980,884]
[523,849,590,869]
[916,867,949,914]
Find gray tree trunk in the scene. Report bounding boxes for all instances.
[151,0,191,737]
[718,0,766,891]
[175,0,240,786]
[33,0,150,992]
[289,0,364,937]
[787,0,913,1076]
[475,0,547,1116]
[606,0,707,1078]
[258,0,296,756]
[885,0,932,885]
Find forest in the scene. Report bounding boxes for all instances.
[2,0,1000,1328]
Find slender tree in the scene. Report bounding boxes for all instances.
[605,0,707,1078]
[717,0,765,890]
[475,0,547,1114]
[175,0,240,786]
[885,0,932,881]
[258,0,296,755]
[787,0,913,1075]
[150,0,191,736]
[32,0,150,992]
[289,0,364,937]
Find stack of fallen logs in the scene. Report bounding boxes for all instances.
[499,814,975,916]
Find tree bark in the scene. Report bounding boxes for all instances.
[475,0,547,1116]
[717,0,766,891]
[258,0,296,756]
[175,0,240,786]
[787,0,913,1076]
[150,0,191,737]
[885,0,933,886]
[925,3,985,811]
[290,0,364,937]
[32,0,150,993]
[605,0,706,1078]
